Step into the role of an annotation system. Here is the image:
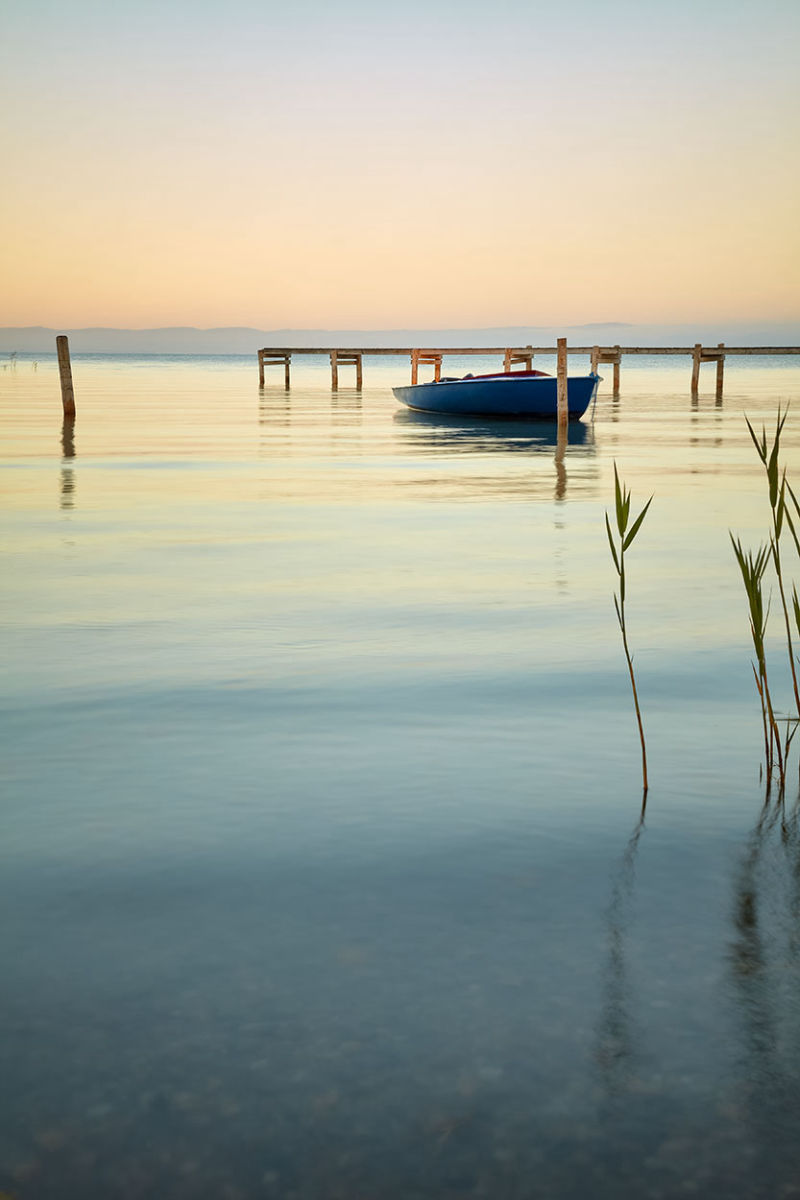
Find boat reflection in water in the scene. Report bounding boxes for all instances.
[393,407,593,451]
[394,408,596,501]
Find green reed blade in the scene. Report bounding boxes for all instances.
[605,514,621,575]
[767,442,780,509]
[613,464,625,535]
[775,474,787,539]
[623,496,653,552]
[745,416,768,464]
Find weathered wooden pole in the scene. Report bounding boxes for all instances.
[612,345,621,395]
[715,342,725,400]
[56,335,76,418]
[330,350,339,391]
[258,349,265,387]
[557,337,568,434]
[691,344,702,394]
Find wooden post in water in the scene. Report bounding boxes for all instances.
[258,349,265,388]
[715,343,725,400]
[56,336,76,418]
[691,344,702,394]
[331,350,339,391]
[557,337,568,434]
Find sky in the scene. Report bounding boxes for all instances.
[1,0,799,330]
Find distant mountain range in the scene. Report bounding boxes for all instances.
[1,322,798,354]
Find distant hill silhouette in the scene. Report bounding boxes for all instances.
[1,322,797,354]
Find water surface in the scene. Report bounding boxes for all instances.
[2,353,800,1198]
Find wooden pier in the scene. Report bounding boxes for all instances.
[691,343,725,399]
[258,344,799,394]
[590,345,622,394]
[330,350,362,391]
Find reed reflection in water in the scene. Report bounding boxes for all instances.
[727,794,800,1185]
[594,799,648,1100]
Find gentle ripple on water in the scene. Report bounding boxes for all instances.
[1,354,800,1197]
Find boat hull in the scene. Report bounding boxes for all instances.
[392,373,600,419]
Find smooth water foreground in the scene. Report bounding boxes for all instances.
[2,354,800,1199]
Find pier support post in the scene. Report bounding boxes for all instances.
[258,350,291,388]
[691,343,725,398]
[591,345,621,394]
[557,337,568,433]
[330,351,363,391]
[411,350,443,385]
[56,335,76,419]
[504,346,533,373]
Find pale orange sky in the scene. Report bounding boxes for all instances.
[1,0,798,329]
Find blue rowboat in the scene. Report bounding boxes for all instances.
[392,369,600,420]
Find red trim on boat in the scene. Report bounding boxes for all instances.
[463,370,552,380]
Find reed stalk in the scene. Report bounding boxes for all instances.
[745,409,800,718]
[732,408,800,792]
[606,465,652,795]
[730,538,782,789]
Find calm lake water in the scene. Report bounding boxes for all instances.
[2,352,800,1199]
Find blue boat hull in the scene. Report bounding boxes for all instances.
[392,373,600,419]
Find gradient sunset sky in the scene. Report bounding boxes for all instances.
[2,0,798,329]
